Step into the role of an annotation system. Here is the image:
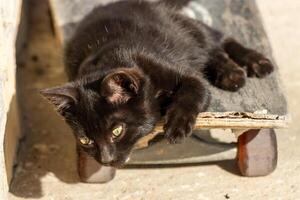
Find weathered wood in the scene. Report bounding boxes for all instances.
[0,0,23,198]
[135,111,288,149]
[237,129,278,176]
[160,111,288,129]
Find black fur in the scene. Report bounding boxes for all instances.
[41,0,273,167]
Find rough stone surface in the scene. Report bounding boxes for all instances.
[8,0,300,199]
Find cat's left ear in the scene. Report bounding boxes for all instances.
[40,83,78,115]
[101,68,142,105]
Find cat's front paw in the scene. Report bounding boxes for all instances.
[163,107,196,144]
[242,51,274,78]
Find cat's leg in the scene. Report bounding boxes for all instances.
[172,15,247,91]
[222,38,274,78]
[174,14,272,87]
[205,48,247,91]
[164,74,210,143]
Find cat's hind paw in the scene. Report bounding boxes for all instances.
[242,51,274,78]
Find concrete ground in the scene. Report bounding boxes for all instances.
[8,0,300,199]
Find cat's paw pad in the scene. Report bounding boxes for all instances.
[243,52,274,78]
[164,108,196,144]
[215,64,246,92]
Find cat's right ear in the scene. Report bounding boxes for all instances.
[40,84,78,115]
[100,69,142,105]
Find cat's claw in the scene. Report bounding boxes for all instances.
[164,108,196,144]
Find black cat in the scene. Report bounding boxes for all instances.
[41,0,273,167]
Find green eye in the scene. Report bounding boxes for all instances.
[112,125,123,138]
[79,136,94,145]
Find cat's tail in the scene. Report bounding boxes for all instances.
[158,0,192,10]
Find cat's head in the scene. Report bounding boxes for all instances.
[41,68,160,167]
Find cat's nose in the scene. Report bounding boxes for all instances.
[100,145,114,164]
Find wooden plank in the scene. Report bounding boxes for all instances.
[155,115,288,131]
[0,0,23,198]
[134,111,289,149]
[49,0,288,123]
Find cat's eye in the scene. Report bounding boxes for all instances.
[78,136,94,146]
[112,125,124,139]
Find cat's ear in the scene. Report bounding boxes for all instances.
[40,84,78,115]
[101,69,142,105]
